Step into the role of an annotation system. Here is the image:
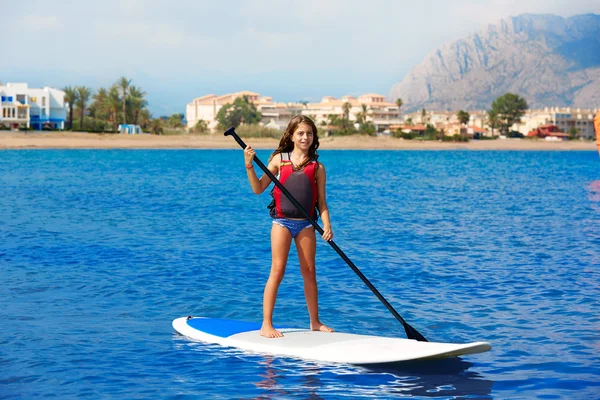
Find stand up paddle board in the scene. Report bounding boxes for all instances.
[173,316,491,364]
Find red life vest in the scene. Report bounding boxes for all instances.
[269,152,318,220]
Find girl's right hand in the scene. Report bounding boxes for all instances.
[244,145,255,167]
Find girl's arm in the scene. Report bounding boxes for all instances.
[316,162,333,241]
[244,146,280,194]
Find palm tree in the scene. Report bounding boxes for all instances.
[63,86,78,130]
[117,77,132,125]
[149,118,164,135]
[457,110,470,125]
[128,85,148,125]
[395,98,403,115]
[342,102,351,122]
[108,86,121,132]
[486,109,500,137]
[75,86,93,130]
[93,88,110,131]
[138,109,151,131]
[457,110,470,140]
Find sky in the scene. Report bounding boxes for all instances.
[3,0,600,115]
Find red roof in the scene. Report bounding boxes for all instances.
[467,125,486,133]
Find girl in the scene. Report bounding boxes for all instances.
[243,115,334,338]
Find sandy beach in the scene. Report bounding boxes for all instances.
[0,131,596,150]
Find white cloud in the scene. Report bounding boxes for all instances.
[19,15,63,31]
[94,21,185,49]
[3,0,599,113]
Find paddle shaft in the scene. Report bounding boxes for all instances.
[225,127,428,342]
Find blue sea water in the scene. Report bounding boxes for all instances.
[1,149,599,399]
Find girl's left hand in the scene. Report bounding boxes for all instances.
[322,227,333,241]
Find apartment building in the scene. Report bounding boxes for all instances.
[0,83,66,130]
[515,107,599,139]
[185,91,402,132]
[303,93,402,130]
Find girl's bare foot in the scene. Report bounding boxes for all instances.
[260,324,284,338]
[310,322,334,332]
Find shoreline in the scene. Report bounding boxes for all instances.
[0,132,597,150]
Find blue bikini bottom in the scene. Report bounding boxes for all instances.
[272,218,313,238]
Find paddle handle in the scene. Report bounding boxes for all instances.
[224,127,428,342]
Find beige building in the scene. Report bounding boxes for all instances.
[303,93,402,131]
[185,90,306,132]
[186,91,402,132]
[185,91,262,131]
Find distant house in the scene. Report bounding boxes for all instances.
[527,124,569,140]
[118,124,143,134]
[467,125,487,138]
[0,82,66,130]
[399,124,427,134]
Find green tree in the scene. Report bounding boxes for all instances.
[167,113,185,129]
[457,110,470,140]
[568,126,579,140]
[490,93,529,135]
[457,110,470,125]
[355,103,368,125]
[216,95,261,128]
[117,77,132,125]
[192,119,209,134]
[75,86,93,130]
[486,109,500,136]
[395,98,403,115]
[149,118,164,135]
[128,85,147,126]
[342,102,352,121]
[92,88,112,131]
[424,124,438,140]
[327,114,343,127]
[438,128,446,141]
[63,86,77,130]
[421,108,427,123]
[107,86,121,131]
[138,109,152,131]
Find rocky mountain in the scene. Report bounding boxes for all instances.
[389,13,600,112]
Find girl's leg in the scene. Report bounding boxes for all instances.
[261,223,292,338]
[295,227,333,332]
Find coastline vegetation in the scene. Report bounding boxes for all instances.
[53,86,590,142]
[63,77,185,135]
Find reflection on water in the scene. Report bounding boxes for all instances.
[585,181,600,242]
[587,180,600,204]
[247,354,493,399]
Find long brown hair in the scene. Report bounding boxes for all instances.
[270,115,319,170]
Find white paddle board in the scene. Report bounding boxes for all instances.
[173,316,491,364]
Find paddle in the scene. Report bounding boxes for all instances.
[224,127,428,342]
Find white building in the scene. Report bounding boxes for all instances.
[303,93,402,131]
[0,83,67,130]
[185,91,260,131]
[515,107,599,139]
[185,91,403,133]
[185,90,306,132]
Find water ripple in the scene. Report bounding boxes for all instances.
[1,150,599,399]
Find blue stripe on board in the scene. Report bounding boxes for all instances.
[186,318,296,338]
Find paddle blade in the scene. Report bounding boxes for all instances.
[405,323,428,342]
